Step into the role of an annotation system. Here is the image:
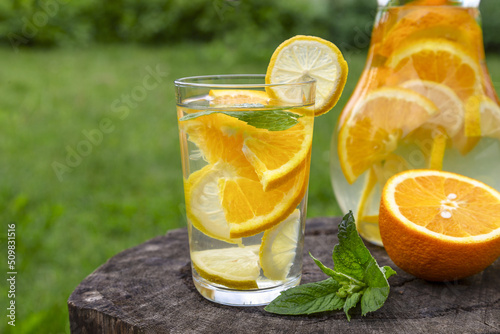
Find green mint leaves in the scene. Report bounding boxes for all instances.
[264,211,396,320]
[179,109,302,131]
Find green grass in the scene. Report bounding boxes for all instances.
[1,43,499,333]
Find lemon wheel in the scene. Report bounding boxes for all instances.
[259,210,301,281]
[191,247,260,289]
[266,35,348,116]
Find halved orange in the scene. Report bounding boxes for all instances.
[338,87,437,184]
[379,169,500,281]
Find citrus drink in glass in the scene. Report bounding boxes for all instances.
[175,75,315,306]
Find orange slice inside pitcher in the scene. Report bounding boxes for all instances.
[387,39,482,101]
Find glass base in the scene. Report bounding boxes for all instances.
[192,273,301,306]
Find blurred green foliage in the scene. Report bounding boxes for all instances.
[1,0,374,52]
[2,0,500,52]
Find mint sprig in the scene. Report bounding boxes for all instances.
[179,109,302,131]
[265,211,396,320]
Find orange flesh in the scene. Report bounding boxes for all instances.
[394,175,500,237]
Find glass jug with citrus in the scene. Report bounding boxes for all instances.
[330,0,500,246]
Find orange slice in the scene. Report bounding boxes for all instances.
[387,39,482,101]
[376,6,483,59]
[185,159,309,239]
[183,113,313,191]
[209,89,270,107]
[242,117,313,191]
[379,169,500,281]
[338,87,437,184]
[185,91,314,191]
[266,35,348,116]
[407,0,452,5]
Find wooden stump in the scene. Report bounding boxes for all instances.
[68,217,500,334]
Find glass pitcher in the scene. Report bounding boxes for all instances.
[330,0,500,246]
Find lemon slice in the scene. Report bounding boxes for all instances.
[400,80,464,137]
[355,154,409,241]
[266,35,348,116]
[428,128,447,170]
[259,209,301,281]
[191,247,260,289]
[184,164,242,244]
[465,95,500,140]
[356,167,378,227]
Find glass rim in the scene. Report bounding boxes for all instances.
[174,74,316,88]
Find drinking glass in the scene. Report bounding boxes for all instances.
[175,74,315,306]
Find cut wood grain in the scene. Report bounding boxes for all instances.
[68,217,500,334]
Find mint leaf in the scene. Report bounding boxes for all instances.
[332,211,374,282]
[264,278,344,315]
[360,286,390,316]
[264,211,396,320]
[334,211,395,317]
[343,292,362,321]
[382,266,397,280]
[179,109,302,131]
[310,253,365,288]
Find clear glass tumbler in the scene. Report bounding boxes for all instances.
[175,74,316,306]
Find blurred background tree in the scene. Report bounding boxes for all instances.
[1,0,499,51]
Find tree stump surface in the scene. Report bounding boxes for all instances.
[68,217,500,334]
